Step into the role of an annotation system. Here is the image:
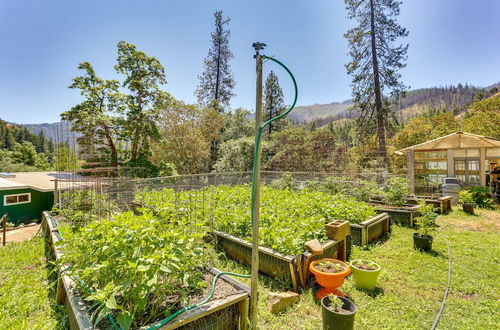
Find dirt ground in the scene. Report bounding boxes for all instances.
[1,224,41,245]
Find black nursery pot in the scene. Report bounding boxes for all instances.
[413,233,433,252]
[321,296,357,330]
[462,203,474,215]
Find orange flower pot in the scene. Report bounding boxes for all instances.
[310,258,351,300]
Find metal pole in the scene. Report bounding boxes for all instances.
[250,42,265,329]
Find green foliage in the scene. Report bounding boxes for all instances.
[52,190,118,229]
[214,137,270,173]
[468,186,495,209]
[314,176,380,202]
[326,293,344,312]
[415,202,437,237]
[58,211,207,328]
[271,172,299,191]
[462,93,500,138]
[264,71,289,138]
[136,185,376,255]
[458,190,474,205]
[383,177,409,207]
[11,141,50,169]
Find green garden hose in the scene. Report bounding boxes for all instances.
[146,271,251,330]
[250,55,298,225]
[49,55,298,330]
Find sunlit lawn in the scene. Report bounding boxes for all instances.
[0,236,66,329]
[213,207,500,329]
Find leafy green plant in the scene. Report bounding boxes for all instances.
[312,176,380,202]
[51,190,118,229]
[57,211,208,329]
[326,293,344,312]
[6,222,15,228]
[383,177,409,207]
[458,190,474,205]
[468,186,495,209]
[135,185,376,255]
[351,260,378,271]
[415,202,438,237]
[271,172,299,191]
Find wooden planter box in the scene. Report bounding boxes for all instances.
[349,213,390,246]
[41,212,251,330]
[212,230,347,291]
[406,195,452,214]
[371,203,421,227]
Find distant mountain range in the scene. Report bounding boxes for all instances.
[19,121,76,144]
[16,82,500,139]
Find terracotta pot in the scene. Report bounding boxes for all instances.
[309,258,350,300]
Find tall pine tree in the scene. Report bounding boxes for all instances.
[195,11,235,111]
[263,71,288,138]
[344,0,408,166]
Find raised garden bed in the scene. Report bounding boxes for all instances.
[212,230,347,291]
[406,195,452,214]
[370,202,421,227]
[41,212,251,330]
[349,213,390,246]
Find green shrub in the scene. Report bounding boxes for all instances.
[458,190,474,205]
[468,186,495,209]
[58,211,207,329]
[311,176,379,202]
[415,202,438,236]
[383,177,409,207]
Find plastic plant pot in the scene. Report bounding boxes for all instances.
[462,203,474,215]
[309,259,350,300]
[349,260,381,291]
[321,296,357,330]
[413,233,433,252]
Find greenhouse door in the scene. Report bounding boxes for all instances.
[454,158,480,185]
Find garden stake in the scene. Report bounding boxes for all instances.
[249,42,298,328]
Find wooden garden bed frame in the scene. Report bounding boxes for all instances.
[212,230,347,291]
[349,213,390,246]
[41,212,250,330]
[370,202,421,227]
[406,195,452,214]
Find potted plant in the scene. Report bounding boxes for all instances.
[413,203,437,252]
[309,259,350,299]
[349,260,381,291]
[321,293,357,330]
[458,190,475,214]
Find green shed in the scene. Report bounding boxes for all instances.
[0,172,57,225]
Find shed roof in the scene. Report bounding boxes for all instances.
[0,172,59,192]
[396,132,500,154]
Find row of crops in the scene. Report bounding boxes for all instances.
[51,178,407,328]
[135,185,377,255]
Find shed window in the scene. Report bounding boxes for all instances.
[486,148,500,158]
[4,193,31,206]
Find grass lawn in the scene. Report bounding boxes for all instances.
[213,207,500,329]
[0,236,66,329]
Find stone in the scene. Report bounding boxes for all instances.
[267,291,300,314]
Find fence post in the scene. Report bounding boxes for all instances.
[2,213,7,246]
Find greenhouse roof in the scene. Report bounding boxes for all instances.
[396,131,500,154]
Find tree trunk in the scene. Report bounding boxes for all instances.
[102,125,118,168]
[370,0,389,167]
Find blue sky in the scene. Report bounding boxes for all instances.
[0,0,499,124]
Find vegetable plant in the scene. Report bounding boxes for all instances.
[57,211,208,329]
[135,185,376,255]
[326,293,344,312]
[458,190,474,205]
[415,202,438,237]
[383,177,409,207]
